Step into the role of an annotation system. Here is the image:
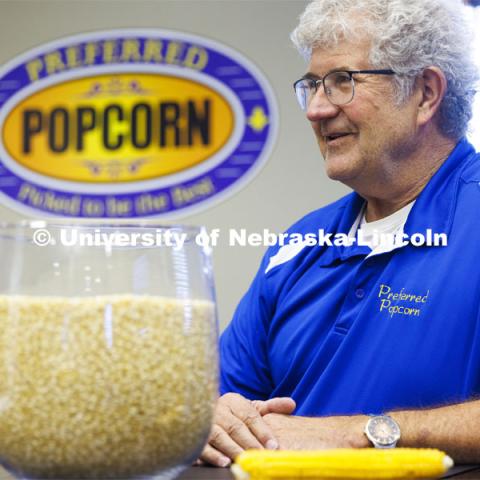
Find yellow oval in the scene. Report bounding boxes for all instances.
[3,73,234,183]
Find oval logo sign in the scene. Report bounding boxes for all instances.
[0,30,278,218]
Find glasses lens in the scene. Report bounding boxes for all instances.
[324,72,353,105]
[294,79,313,111]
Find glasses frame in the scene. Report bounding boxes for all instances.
[293,69,396,109]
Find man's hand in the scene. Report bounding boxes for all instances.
[262,413,370,450]
[199,393,296,467]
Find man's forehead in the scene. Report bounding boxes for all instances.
[308,39,372,72]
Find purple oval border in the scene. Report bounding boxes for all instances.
[0,29,278,218]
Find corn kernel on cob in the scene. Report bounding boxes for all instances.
[231,448,453,480]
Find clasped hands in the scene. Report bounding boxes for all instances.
[198,392,369,467]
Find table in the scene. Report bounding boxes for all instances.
[177,465,480,479]
[1,464,479,479]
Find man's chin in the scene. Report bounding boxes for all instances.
[326,172,355,184]
[324,159,358,183]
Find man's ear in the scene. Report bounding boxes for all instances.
[416,66,447,127]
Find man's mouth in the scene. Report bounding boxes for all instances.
[324,133,353,145]
[325,133,351,142]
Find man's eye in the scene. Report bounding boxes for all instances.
[334,74,351,84]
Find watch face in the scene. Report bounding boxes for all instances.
[366,416,401,446]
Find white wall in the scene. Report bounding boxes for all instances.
[0,0,351,330]
[466,5,480,150]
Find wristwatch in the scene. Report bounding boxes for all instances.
[364,415,401,448]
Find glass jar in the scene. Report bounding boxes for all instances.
[0,221,218,480]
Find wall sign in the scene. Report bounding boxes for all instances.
[0,30,278,218]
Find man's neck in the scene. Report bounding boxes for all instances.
[363,135,457,222]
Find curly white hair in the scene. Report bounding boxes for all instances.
[291,0,479,139]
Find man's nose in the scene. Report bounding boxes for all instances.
[306,88,340,122]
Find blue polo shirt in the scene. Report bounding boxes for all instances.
[220,138,480,416]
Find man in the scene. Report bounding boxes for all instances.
[200,0,480,467]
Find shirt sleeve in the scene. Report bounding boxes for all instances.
[219,248,276,400]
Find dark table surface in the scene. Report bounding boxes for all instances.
[178,465,480,479]
[0,464,478,479]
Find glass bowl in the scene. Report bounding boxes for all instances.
[0,221,218,480]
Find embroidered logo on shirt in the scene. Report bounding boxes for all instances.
[378,283,430,318]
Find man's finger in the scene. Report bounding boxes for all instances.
[213,393,280,454]
[255,397,296,416]
[232,405,279,450]
[208,423,246,460]
[199,442,233,468]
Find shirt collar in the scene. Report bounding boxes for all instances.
[321,138,477,265]
[404,137,476,237]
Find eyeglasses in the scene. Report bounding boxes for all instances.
[293,69,396,110]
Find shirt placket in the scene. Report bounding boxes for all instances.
[334,254,391,333]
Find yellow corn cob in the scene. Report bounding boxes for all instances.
[231,448,453,480]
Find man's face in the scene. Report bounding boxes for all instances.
[306,38,420,194]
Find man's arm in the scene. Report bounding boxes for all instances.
[392,400,480,462]
[262,399,480,463]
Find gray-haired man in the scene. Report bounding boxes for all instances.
[201,0,480,467]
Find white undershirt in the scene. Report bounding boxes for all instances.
[349,201,415,256]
